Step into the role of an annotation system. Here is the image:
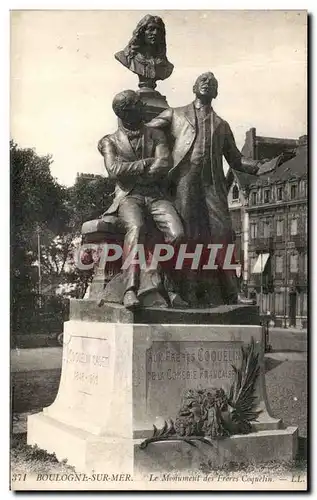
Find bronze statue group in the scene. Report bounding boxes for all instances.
[97,15,263,310]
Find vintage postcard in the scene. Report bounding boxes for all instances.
[10,10,308,491]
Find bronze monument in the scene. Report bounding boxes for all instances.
[83,25,263,309]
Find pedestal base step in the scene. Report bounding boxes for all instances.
[28,412,298,476]
[134,427,299,473]
[27,412,133,475]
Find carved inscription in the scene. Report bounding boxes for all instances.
[147,343,242,383]
[145,341,243,418]
[74,370,98,385]
[64,349,109,367]
[63,341,110,389]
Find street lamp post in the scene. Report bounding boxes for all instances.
[235,263,242,291]
[37,225,42,308]
[260,252,263,316]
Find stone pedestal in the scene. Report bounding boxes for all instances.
[27,301,298,475]
[137,87,169,122]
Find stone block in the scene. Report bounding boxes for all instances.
[69,300,260,325]
[81,216,125,238]
[137,88,169,122]
[26,316,298,474]
[28,413,133,474]
[134,427,299,474]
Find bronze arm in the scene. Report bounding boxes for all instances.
[98,136,152,180]
[223,122,260,175]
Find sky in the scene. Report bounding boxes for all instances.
[10,10,307,186]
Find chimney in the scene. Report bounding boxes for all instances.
[298,135,307,146]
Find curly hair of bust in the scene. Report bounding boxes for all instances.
[193,72,218,99]
[112,90,138,117]
[125,15,167,63]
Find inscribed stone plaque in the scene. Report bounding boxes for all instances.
[146,340,242,419]
[63,337,111,396]
[52,335,114,431]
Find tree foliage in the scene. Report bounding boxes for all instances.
[11,142,115,333]
[68,173,115,228]
[11,140,68,239]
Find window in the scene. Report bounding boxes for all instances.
[231,211,242,233]
[277,187,283,201]
[232,185,239,200]
[304,253,307,275]
[251,192,257,205]
[276,219,284,236]
[290,184,298,200]
[250,223,257,239]
[290,253,298,273]
[303,293,307,316]
[290,218,298,235]
[261,293,270,314]
[263,220,271,238]
[108,267,115,278]
[264,189,270,203]
[250,256,257,274]
[297,292,301,316]
[275,292,284,315]
[275,256,283,274]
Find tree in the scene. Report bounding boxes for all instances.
[11,141,69,237]
[67,173,115,228]
[11,141,69,333]
[56,174,116,298]
[11,142,116,336]
[36,173,115,298]
[38,231,91,299]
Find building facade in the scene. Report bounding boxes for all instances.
[228,129,307,328]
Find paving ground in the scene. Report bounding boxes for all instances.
[11,347,62,372]
[267,328,307,353]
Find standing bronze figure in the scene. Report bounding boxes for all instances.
[148,72,261,305]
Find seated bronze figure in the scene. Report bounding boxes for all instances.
[97,90,184,309]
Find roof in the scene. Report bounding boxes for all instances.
[250,143,307,187]
[254,136,298,161]
[232,170,258,189]
[241,127,299,161]
[229,141,307,191]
